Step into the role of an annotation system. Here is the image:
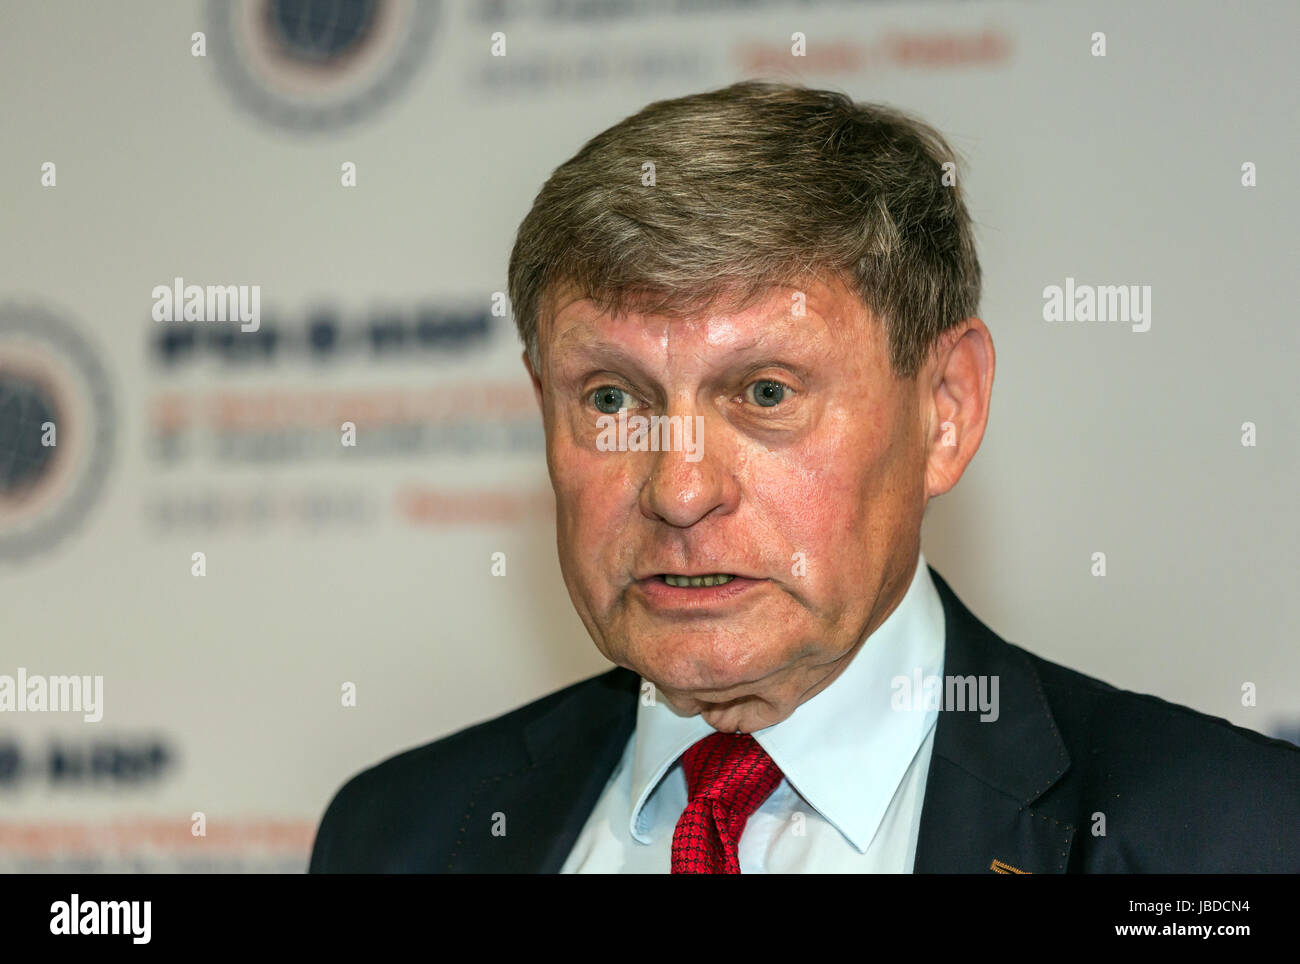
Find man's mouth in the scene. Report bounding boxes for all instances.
[636,572,762,610]
[658,574,737,588]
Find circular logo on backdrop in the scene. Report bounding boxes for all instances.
[208,0,439,131]
[0,304,115,562]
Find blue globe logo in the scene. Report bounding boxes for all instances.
[266,0,379,65]
[0,374,59,496]
[0,304,115,562]
[210,0,439,132]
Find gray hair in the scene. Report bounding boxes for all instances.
[507,80,981,379]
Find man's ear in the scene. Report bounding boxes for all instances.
[522,350,543,413]
[922,317,995,501]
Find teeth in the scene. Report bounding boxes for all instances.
[663,574,736,588]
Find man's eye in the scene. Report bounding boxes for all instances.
[745,379,791,408]
[590,386,640,414]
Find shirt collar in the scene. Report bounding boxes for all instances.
[626,551,946,852]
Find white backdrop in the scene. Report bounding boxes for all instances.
[0,0,1295,871]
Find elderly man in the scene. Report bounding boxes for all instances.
[310,81,1300,874]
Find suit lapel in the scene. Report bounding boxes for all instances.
[447,667,639,872]
[448,567,1075,873]
[913,568,1075,873]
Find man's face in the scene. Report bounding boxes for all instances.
[529,278,941,733]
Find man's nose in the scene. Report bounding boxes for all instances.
[638,413,737,528]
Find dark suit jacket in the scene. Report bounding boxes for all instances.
[309,568,1300,873]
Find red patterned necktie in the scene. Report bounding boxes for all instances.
[670,731,784,874]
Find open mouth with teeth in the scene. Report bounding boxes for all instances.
[659,574,737,588]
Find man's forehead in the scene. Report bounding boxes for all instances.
[543,279,864,356]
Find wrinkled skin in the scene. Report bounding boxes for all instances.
[525,276,994,733]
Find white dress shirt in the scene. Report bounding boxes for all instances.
[560,552,946,873]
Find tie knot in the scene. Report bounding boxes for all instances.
[680,732,783,817]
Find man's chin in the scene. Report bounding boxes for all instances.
[632,654,787,710]
[655,684,796,733]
